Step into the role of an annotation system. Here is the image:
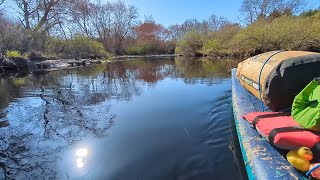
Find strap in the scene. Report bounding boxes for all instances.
[258,50,284,112]
[252,112,290,129]
[268,126,306,147]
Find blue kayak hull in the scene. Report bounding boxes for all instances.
[231,68,305,180]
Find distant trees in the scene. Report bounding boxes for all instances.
[66,0,139,54]
[69,0,138,54]
[240,0,306,24]
[127,21,172,54]
[174,15,233,57]
[169,19,210,41]
[208,15,230,32]
[168,15,230,43]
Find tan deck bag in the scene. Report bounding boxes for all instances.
[236,51,320,111]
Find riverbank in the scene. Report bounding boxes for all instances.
[0,54,181,74]
[0,58,106,74]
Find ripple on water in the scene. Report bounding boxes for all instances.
[198,90,234,145]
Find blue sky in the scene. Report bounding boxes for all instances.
[123,0,243,26]
[107,0,320,27]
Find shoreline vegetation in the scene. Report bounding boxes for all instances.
[0,0,320,73]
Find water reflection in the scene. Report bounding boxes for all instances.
[0,58,243,179]
[174,58,238,85]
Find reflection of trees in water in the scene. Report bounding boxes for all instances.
[0,65,136,179]
[174,58,241,85]
[0,59,179,179]
[0,77,25,111]
[0,58,240,179]
[0,75,117,179]
[112,59,176,85]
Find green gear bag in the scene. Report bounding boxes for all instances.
[292,78,320,131]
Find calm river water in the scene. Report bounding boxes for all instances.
[0,57,247,180]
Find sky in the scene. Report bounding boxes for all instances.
[106,0,320,27]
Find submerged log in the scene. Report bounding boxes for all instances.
[1,58,30,70]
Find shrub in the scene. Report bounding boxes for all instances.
[176,31,205,57]
[45,37,66,56]
[5,50,28,60]
[13,77,27,86]
[5,50,21,58]
[65,36,108,58]
[202,24,241,57]
[29,51,48,61]
[233,15,320,55]
[125,46,148,55]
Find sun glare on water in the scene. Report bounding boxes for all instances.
[75,148,89,169]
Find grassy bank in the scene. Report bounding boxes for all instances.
[176,11,320,58]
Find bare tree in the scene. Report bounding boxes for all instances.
[112,1,138,53]
[14,0,66,33]
[208,14,230,32]
[66,0,138,54]
[90,2,114,49]
[168,24,182,41]
[168,18,210,41]
[240,0,306,24]
[67,0,94,37]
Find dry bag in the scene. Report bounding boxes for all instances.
[237,51,320,111]
[292,78,320,131]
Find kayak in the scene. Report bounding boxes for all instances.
[231,68,306,179]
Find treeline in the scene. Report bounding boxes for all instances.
[0,0,319,60]
[0,0,175,60]
[176,0,320,58]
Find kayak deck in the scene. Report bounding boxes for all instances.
[231,68,305,180]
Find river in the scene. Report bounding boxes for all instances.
[0,57,247,180]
